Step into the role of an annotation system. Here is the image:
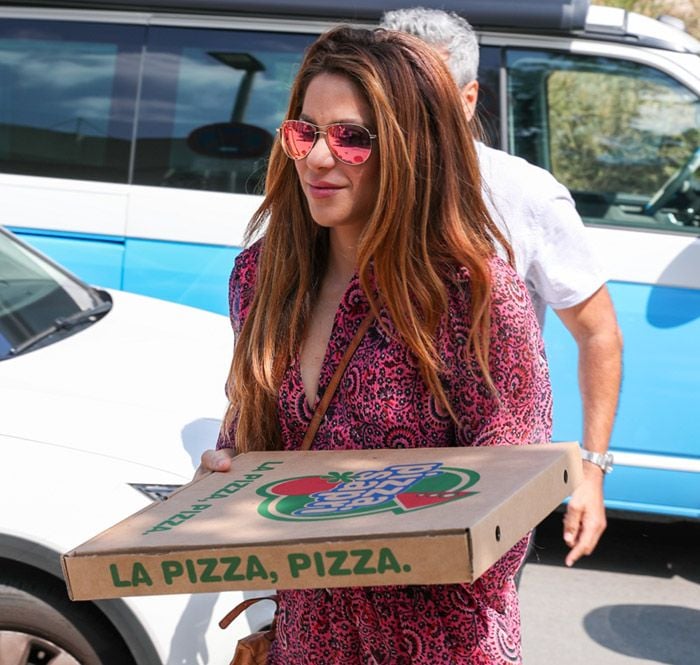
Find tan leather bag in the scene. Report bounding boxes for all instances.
[219,311,375,663]
[219,596,278,665]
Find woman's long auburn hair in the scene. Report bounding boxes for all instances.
[223,26,513,452]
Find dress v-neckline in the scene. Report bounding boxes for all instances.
[298,302,344,413]
[298,270,364,413]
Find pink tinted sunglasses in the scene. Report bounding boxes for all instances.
[278,119,377,165]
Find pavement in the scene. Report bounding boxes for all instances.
[519,512,700,664]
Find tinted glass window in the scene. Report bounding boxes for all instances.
[0,229,104,359]
[476,45,501,149]
[0,19,142,183]
[133,27,315,195]
[507,49,700,233]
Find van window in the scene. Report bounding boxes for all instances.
[506,50,700,233]
[0,19,142,183]
[133,27,315,195]
[475,45,501,148]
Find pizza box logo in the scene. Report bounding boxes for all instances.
[257,462,479,522]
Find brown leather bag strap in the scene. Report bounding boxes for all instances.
[300,310,375,451]
[218,313,374,639]
[219,595,279,630]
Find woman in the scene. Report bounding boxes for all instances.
[205,26,551,665]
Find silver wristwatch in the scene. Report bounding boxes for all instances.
[580,449,614,474]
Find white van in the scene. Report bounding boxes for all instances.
[2,1,695,317]
[2,0,698,505]
[9,0,696,521]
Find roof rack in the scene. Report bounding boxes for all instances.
[4,0,591,32]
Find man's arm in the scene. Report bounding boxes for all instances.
[555,284,623,566]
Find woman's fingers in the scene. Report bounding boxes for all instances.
[194,447,235,480]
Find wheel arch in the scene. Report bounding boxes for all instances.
[0,533,162,665]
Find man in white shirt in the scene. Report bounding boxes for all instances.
[380,7,623,567]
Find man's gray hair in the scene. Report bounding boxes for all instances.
[380,7,479,87]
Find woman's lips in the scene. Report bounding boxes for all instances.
[307,181,343,198]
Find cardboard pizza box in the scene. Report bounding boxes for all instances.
[62,443,582,600]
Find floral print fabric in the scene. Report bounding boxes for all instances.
[218,241,552,664]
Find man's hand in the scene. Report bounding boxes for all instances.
[562,463,607,566]
[556,285,621,565]
[193,447,236,480]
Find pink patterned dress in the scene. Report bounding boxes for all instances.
[218,241,552,664]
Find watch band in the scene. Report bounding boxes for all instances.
[580,449,614,474]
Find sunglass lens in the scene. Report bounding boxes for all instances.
[282,120,316,160]
[328,124,372,164]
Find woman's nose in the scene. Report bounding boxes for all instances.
[305,133,335,169]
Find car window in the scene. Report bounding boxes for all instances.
[506,49,700,233]
[0,230,106,359]
[0,19,143,183]
[132,26,316,195]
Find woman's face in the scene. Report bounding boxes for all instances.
[294,72,380,240]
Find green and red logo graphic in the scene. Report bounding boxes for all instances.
[257,462,480,522]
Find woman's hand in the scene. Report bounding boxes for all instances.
[193,447,236,481]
